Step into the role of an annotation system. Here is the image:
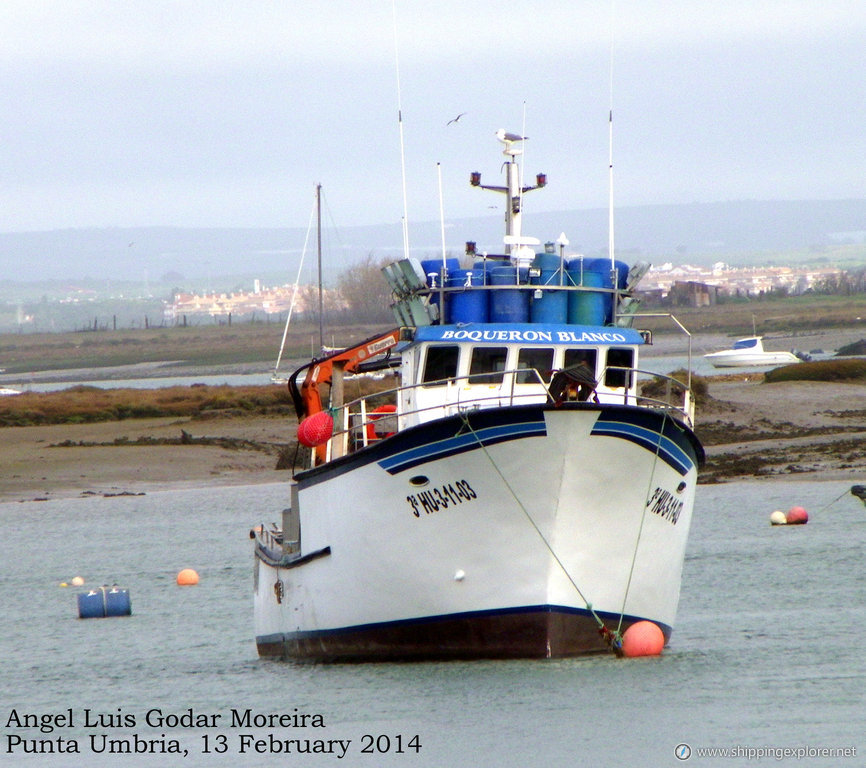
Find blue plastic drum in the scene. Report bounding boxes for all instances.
[446,269,488,324]
[566,258,605,325]
[529,268,567,323]
[489,266,529,323]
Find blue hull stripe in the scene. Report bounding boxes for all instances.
[378,419,546,475]
[591,417,693,475]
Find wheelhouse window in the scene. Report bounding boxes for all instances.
[422,345,459,384]
[516,347,554,384]
[469,347,508,384]
[605,348,634,388]
[563,349,598,377]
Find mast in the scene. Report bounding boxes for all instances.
[470,130,546,257]
[316,183,324,352]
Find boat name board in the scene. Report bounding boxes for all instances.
[437,329,630,344]
[646,486,683,525]
[407,479,477,517]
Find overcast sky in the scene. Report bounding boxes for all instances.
[2,1,865,235]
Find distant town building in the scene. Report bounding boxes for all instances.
[164,282,346,323]
[640,262,842,305]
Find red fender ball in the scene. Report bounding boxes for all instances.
[622,621,665,657]
[297,411,334,447]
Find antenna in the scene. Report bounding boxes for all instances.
[518,100,527,225]
[608,4,616,272]
[437,162,447,270]
[392,0,411,260]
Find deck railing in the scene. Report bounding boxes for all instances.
[303,365,694,469]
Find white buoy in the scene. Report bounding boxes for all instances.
[71,576,85,586]
[769,510,787,526]
[453,569,465,581]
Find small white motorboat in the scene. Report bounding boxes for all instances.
[704,336,801,368]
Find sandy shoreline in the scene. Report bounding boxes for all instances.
[2,374,866,504]
[0,414,292,504]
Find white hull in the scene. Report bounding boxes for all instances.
[253,403,701,660]
[704,351,800,368]
[704,337,801,368]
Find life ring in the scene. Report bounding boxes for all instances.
[366,404,397,441]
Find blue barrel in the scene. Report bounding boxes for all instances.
[531,251,561,272]
[77,590,106,619]
[77,586,132,619]
[586,258,616,324]
[489,266,529,323]
[420,258,460,287]
[566,258,605,325]
[420,258,458,322]
[446,269,488,324]
[530,268,568,323]
[105,587,132,617]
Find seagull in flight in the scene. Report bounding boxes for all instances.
[446,112,467,126]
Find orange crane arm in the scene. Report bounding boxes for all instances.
[288,328,403,420]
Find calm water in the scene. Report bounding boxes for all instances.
[1,479,863,767]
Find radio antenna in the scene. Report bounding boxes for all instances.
[607,4,616,271]
[392,0,410,260]
[437,162,447,269]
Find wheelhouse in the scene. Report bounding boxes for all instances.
[398,323,643,429]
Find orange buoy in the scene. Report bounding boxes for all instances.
[176,568,199,586]
[785,506,809,525]
[622,621,665,657]
[297,411,334,447]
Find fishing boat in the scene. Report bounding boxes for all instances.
[251,131,704,661]
[703,336,802,368]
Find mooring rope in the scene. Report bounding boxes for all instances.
[457,411,624,655]
[616,409,670,637]
[812,487,853,514]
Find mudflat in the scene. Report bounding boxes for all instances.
[0,414,291,503]
[699,376,866,483]
[2,375,866,504]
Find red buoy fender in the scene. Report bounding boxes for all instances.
[297,411,334,447]
[366,404,397,441]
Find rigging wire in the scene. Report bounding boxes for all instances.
[272,189,317,380]
[457,411,623,655]
[616,409,670,636]
[391,0,411,261]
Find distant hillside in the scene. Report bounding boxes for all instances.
[1,199,865,286]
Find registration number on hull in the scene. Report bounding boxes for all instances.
[407,479,477,518]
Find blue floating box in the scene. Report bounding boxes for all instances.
[77,586,132,619]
